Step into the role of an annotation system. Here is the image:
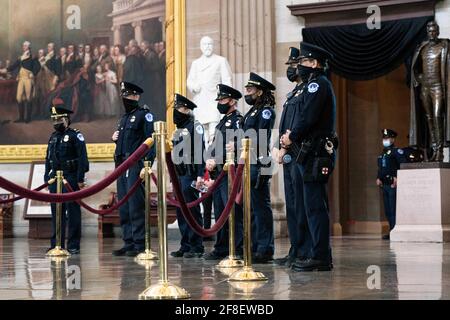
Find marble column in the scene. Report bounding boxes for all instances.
[112,25,122,45]
[218,0,286,238]
[132,21,144,44]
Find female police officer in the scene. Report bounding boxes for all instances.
[241,72,276,264]
[281,42,336,272]
[170,94,206,259]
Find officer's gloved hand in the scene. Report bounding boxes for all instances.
[140,167,152,180]
[112,131,119,142]
[196,177,205,190]
[206,159,216,172]
[391,177,397,189]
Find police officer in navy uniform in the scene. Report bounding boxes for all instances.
[44,98,89,255]
[112,82,156,257]
[170,94,206,259]
[242,72,276,264]
[203,84,244,260]
[275,47,310,268]
[376,129,407,240]
[281,42,337,272]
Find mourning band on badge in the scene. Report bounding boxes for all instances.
[262,110,272,120]
[145,113,153,123]
[77,133,85,142]
[308,83,319,93]
[283,154,292,164]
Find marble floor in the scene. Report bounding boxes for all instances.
[0,237,449,300]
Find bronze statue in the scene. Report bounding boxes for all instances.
[410,21,450,162]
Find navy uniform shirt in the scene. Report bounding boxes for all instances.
[44,128,89,183]
[209,110,243,166]
[279,83,305,137]
[115,106,156,164]
[172,118,206,178]
[377,146,407,181]
[241,105,276,164]
[289,71,336,143]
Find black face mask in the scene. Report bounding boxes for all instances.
[217,102,231,115]
[245,94,257,106]
[298,65,316,83]
[173,109,191,127]
[286,66,299,83]
[122,98,139,113]
[53,123,66,133]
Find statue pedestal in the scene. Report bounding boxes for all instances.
[391,163,450,243]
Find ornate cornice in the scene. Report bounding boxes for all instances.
[0,144,115,164]
[288,0,440,27]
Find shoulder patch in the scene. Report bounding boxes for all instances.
[262,110,272,120]
[308,82,320,93]
[196,125,204,135]
[145,113,154,123]
[77,133,85,142]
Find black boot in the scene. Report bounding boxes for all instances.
[14,102,24,123]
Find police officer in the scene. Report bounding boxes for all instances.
[242,72,276,264]
[112,82,156,257]
[204,84,244,260]
[376,129,406,240]
[44,98,89,255]
[275,47,309,268]
[170,94,206,259]
[281,42,336,272]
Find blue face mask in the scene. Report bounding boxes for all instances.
[383,140,392,148]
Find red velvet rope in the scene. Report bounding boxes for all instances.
[166,152,244,238]
[64,178,142,215]
[150,170,227,208]
[0,183,49,205]
[0,141,152,203]
[229,165,243,206]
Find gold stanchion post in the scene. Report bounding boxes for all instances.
[136,161,158,262]
[139,122,190,300]
[217,151,244,269]
[229,139,267,282]
[47,171,71,258]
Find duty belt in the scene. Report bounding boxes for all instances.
[49,159,79,172]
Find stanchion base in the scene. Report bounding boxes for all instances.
[228,266,268,282]
[46,247,71,258]
[229,280,267,295]
[217,257,245,269]
[135,250,159,262]
[135,259,157,269]
[139,281,191,300]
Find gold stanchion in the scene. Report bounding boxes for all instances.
[139,122,190,300]
[217,151,244,269]
[229,139,267,282]
[136,161,158,262]
[47,171,71,258]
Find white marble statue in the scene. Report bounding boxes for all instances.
[187,36,233,144]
